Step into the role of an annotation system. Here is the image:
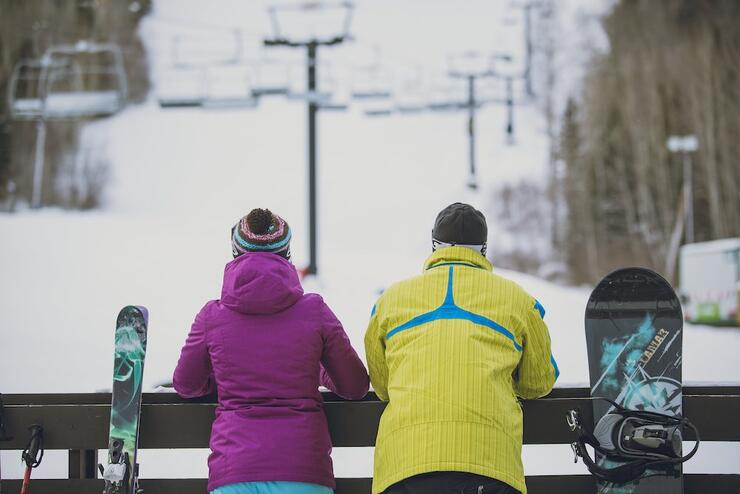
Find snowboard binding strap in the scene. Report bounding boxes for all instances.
[567,398,700,485]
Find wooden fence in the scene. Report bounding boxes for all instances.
[1,387,739,493]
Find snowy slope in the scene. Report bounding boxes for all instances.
[0,98,561,393]
[2,97,737,393]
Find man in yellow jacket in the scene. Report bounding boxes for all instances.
[365,203,558,494]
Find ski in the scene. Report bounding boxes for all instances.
[584,268,684,493]
[99,305,148,494]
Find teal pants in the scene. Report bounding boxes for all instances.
[211,481,333,494]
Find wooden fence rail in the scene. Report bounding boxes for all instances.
[1,387,739,494]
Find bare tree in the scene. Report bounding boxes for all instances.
[558,0,740,284]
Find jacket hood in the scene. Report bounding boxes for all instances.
[220,253,304,314]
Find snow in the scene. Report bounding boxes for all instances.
[10,93,123,119]
[11,98,44,116]
[0,98,564,394]
[43,91,123,118]
[1,0,739,480]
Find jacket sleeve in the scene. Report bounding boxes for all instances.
[173,303,216,398]
[364,302,389,401]
[318,299,369,400]
[513,298,558,399]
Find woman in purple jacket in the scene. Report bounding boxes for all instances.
[173,208,369,494]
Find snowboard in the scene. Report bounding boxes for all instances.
[585,268,683,494]
[100,306,148,494]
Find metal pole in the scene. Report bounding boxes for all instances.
[506,76,515,145]
[684,151,694,244]
[31,119,47,209]
[306,42,318,275]
[524,4,534,98]
[467,75,476,189]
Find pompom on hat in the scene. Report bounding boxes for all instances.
[231,208,292,259]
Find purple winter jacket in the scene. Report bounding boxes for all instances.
[173,253,369,492]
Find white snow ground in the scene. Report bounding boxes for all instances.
[2,0,739,481]
[1,93,737,394]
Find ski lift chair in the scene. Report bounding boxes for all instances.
[351,85,391,100]
[363,107,393,117]
[477,75,525,106]
[393,66,428,114]
[250,57,291,97]
[395,100,426,114]
[315,70,350,111]
[362,99,394,117]
[286,61,332,103]
[7,58,74,120]
[202,64,258,110]
[157,68,206,108]
[448,50,495,79]
[41,41,128,119]
[427,80,468,112]
[476,77,506,105]
[317,98,348,111]
[356,72,394,115]
[266,1,354,47]
[395,81,427,114]
[351,59,393,115]
[287,84,331,104]
[350,64,392,100]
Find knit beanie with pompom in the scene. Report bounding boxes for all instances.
[231,208,292,259]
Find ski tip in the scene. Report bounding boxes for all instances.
[116,305,149,327]
[135,305,149,324]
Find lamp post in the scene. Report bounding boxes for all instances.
[264,1,354,277]
[667,135,698,244]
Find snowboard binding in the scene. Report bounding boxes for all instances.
[566,398,700,484]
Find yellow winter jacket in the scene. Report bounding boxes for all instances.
[364,247,558,494]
